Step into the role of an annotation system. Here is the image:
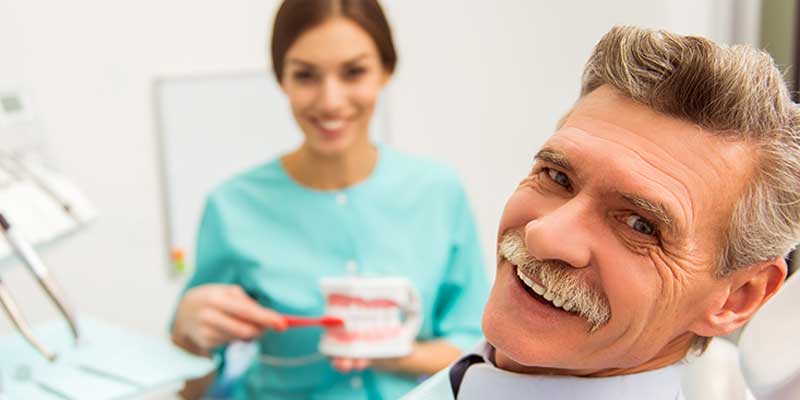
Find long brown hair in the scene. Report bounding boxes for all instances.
[271,0,397,82]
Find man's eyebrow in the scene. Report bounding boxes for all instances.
[535,148,677,234]
[621,192,676,231]
[534,148,574,173]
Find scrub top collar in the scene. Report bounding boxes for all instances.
[276,143,387,196]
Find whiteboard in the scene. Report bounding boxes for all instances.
[153,70,391,277]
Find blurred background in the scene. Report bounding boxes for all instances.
[0,0,794,341]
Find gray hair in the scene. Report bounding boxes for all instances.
[580,26,800,352]
[581,26,800,277]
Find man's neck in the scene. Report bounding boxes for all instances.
[493,332,695,378]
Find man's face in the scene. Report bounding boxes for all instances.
[482,85,756,374]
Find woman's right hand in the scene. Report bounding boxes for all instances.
[171,284,288,356]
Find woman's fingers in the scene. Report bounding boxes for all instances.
[214,287,288,331]
[331,357,353,372]
[202,309,262,341]
[331,358,371,373]
[352,359,371,370]
[174,284,289,356]
[192,327,226,353]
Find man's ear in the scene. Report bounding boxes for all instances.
[690,257,787,337]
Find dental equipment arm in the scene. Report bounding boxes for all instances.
[0,212,79,353]
[0,277,56,361]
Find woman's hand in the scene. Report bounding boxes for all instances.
[329,356,419,373]
[329,340,461,375]
[171,284,288,356]
[331,357,373,372]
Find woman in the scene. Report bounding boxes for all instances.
[170,1,488,398]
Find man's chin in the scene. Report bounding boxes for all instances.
[482,298,543,369]
[483,326,565,375]
[483,297,589,374]
[483,324,592,376]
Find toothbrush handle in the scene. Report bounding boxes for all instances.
[284,316,318,327]
[284,315,342,328]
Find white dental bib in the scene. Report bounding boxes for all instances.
[402,341,686,400]
[457,362,685,400]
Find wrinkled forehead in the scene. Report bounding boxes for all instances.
[555,115,743,184]
[559,87,756,180]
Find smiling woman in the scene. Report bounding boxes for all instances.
[278,17,388,162]
[272,0,395,163]
[169,1,489,399]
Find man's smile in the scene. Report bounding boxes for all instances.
[514,264,581,314]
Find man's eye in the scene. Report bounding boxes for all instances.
[545,168,572,191]
[624,215,657,236]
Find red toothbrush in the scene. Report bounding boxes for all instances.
[283,315,345,329]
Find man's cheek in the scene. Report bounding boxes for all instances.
[647,248,703,299]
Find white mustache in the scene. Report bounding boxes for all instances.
[499,229,611,330]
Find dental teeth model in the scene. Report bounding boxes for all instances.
[325,295,403,341]
[319,277,422,359]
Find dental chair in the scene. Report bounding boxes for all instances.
[681,258,799,400]
[681,337,753,400]
[738,266,800,400]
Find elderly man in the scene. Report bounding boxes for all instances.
[403,26,800,399]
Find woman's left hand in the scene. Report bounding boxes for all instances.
[330,356,403,373]
[329,340,461,375]
[330,357,375,373]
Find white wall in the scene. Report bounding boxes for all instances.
[0,0,733,337]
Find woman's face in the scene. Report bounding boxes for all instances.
[281,17,390,156]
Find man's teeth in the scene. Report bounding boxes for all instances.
[319,119,345,130]
[531,283,545,295]
[516,267,575,313]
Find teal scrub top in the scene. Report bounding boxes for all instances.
[182,145,489,399]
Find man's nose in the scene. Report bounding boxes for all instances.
[317,76,346,113]
[523,197,593,269]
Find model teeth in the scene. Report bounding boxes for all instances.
[516,267,575,313]
[328,306,401,333]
